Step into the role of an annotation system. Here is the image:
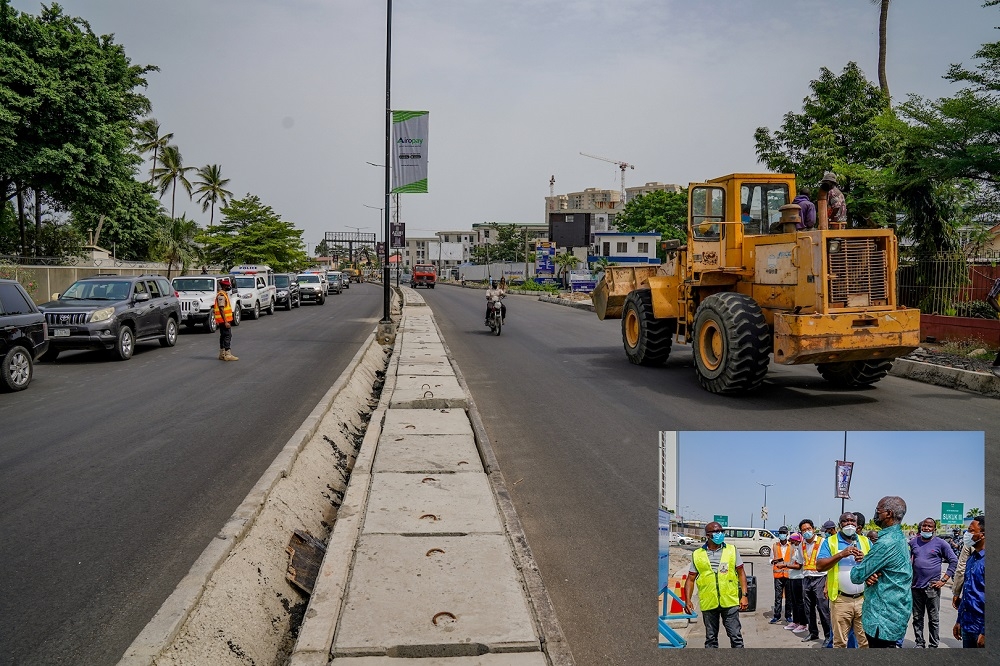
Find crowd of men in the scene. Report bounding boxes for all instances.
[682,496,986,649]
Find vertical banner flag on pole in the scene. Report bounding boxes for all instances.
[392,111,428,193]
[834,460,854,499]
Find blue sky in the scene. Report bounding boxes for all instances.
[670,431,985,530]
[11,1,999,248]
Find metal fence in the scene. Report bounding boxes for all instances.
[897,251,1000,317]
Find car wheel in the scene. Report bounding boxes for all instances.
[40,348,60,362]
[112,325,134,361]
[160,318,178,347]
[251,301,260,319]
[232,305,241,326]
[1,346,32,391]
[759,545,772,557]
[267,299,275,315]
[319,294,326,305]
[206,315,218,333]
[284,297,292,311]
[293,295,300,308]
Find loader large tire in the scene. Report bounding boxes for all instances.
[817,359,892,388]
[692,292,771,394]
[621,290,674,366]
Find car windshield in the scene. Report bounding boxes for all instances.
[275,275,290,287]
[62,279,132,300]
[233,277,256,289]
[298,275,319,283]
[172,278,216,291]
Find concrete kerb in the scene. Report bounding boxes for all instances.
[426,315,576,666]
[118,326,387,666]
[890,357,1000,398]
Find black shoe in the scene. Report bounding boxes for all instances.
[802,635,819,642]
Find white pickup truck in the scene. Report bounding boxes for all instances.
[230,265,277,320]
[171,275,242,331]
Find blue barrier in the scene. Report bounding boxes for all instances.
[658,584,697,648]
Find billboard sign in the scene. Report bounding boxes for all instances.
[536,241,555,276]
[390,223,405,249]
[391,110,428,193]
[835,460,854,499]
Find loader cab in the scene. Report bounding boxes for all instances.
[741,182,791,235]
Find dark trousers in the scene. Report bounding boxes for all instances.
[802,576,831,639]
[788,578,806,625]
[866,628,898,648]
[962,631,983,648]
[772,577,791,620]
[219,324,232,350]
[911,586,941,647]
[702,605,744,648]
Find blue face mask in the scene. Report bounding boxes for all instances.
[778,533,788,541]
[711,532,725,545]
[920,531,933,540]
[803,530,814,540]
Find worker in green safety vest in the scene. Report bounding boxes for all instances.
[683,521,749,648]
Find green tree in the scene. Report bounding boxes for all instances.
[152,213,198,278]
[151,145,193,221]
[314,239,331,256]
[470,223,527,263]
[136,117,172,186]
[192,164,232,227]
[70,178,165,260]
[553,251,580,288]
[967,507,983,518]
[613,189,688,242]
[197,194,308,272]
[755,63,896,229]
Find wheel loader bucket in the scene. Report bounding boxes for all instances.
[592,265,661,320]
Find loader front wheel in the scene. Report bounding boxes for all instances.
[692,293,771,394]
[817,359,892,388]
[621,290,674,366]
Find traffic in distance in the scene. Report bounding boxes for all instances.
[0,265,362,392]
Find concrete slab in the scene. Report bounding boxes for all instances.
[372,434,482,474]
[390,376,467,409]
[398,347,449,364]
[395,363,454,377]
[363,472,502,535]
[333,534,539,657]
[332,654,547,665]
[381,409,473,437]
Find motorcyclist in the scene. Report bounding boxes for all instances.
[485,279,507,325]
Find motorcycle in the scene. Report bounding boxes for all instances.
[486,294,504,335]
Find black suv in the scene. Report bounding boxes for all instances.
[38,274,181,361]
[274,273,301,310]
[0,279,48,391]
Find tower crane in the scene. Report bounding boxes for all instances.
[579,152,635,203]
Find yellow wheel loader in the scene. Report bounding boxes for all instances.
[592,173,920,394]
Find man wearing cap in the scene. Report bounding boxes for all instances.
[819,171,847,225]
[817,512,873,647]
[769,527,794,624]
[823,520,837,538]
[683,521,749,648]
[213,278,238,361]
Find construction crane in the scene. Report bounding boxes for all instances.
[579,152,635,203]
[549,174,555,198]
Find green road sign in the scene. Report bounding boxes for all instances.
[941,502,964,524]
[714,515,728,527]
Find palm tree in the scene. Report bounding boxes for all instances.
[193,164,233,227]
[870,0,892,99]
[554,251,581,288]
[136,118,173,186]
[151,145,194,221]
[966,507,983,518]
[154,214,200,278]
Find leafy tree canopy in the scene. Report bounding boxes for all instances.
[70,177,164,260]
[613,189,688,242]
[197,194,308,272]
[470,223,529,263]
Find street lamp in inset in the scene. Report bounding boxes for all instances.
[758,482,774,530]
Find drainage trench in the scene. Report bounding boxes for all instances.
[151,343,391,666]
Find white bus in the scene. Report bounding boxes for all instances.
[720,527,777,557]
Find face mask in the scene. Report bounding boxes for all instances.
[963,531,979,548]
[803,530,814,540]
[778,534,788,542]
[841,526,857,537]
[711,533,725,545]
[920,531,933,540]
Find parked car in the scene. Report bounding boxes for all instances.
[274,273,301,310]
[0,279,48,391]
[676,534,701,546]
[38,274,180,361]
[326,271,344,294]
[171,275,242,332]
[296,273,326,305]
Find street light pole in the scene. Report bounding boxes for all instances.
[758,482,774,530]
[380,0,392,326]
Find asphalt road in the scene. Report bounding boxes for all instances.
[421,285,999,665]
[0,283,384,666]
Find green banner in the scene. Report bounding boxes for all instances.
[713,515,728,527]
[392,110,428,193]
[941,502,964,524]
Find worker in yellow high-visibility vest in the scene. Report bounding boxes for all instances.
[817,512,872,647]
[683,521,749,648]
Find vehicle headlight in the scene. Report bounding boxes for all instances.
[90,307,115,323]
[827,239,842,253]
[278,290,288,297]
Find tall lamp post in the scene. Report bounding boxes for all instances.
[758,482,774,530]
[379,0,393,329]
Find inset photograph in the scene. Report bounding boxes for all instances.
[659,431,985,649]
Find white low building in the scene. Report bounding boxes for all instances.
[590,231,661,265]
